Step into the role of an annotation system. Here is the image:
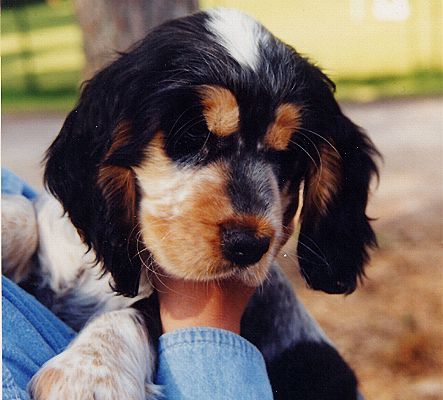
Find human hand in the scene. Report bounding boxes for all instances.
[154,274,255,335]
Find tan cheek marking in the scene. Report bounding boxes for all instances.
[165,167,234,275]
[265,103,302,151]
[305,144,342,216]
[135,132,168,181]
[199,85,239,137]
[139,157,234,278]
[136,132,187,217]
[136,132,183,224]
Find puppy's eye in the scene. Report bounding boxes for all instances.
[186,128,210,141]
[165,125,212,164]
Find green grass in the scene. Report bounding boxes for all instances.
[336,69,443,102]
[2,87,79,113]
[2,69,81,112]
[2,1,83,113]
[2,1,442,113]
[1,1,76,34]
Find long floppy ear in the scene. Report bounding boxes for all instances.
[297,114,380,294]
[44,72,151,297]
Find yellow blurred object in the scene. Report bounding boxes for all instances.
[201,0,443,78]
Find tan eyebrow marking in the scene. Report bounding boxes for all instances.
[265,103,302,151]
[198,85,240,137]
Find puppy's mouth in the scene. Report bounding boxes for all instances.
[139,216,279,287]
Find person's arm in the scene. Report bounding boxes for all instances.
[2,277,76,400]
[154,277,274,400]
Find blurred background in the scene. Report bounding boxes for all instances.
[2,1,442,399]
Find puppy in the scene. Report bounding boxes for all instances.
[4,8,379,400]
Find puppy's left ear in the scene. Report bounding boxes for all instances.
[297,113,380,294]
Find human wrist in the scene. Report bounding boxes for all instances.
[159,285,243,334]
[155,276,254,335]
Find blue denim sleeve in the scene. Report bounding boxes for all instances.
[156,327,273,400]
[1,169,37,200]
[2,277,76,399]
[3,277,273,400]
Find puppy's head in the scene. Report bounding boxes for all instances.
[45,9,379,296]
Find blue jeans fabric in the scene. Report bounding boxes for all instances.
[157,328,272,399]
[1,169,37,200]
[2,278,76,400]
[2,277,273,399]
[1,168,273,399]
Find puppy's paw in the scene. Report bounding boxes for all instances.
[28,349,160,400]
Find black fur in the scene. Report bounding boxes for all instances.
[297,115,380,294]
[268,341,358,400]
[44,9,379,298]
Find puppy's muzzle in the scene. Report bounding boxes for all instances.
[221,226,271,267]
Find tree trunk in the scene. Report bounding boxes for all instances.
[73,0,199,79]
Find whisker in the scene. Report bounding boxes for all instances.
[280,251,298,262]
[292,133,325,196]
[297,132,323,182]
[297,240,329,265]
[172,115,206,138]
[126,222,142,266]
[169,115,205,147]
[298,127,341,159]
[199,130,212,154]
[168,104,202,138]
[171,116,207,149]
[298,232,327,257]
[288,139,319,172]
[135,234,170,279]
[140,256,175,293]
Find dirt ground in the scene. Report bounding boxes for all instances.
[2,97,443,399]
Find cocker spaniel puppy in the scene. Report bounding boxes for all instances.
[3,8,379,400]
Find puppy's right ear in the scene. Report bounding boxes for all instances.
[44,105,97,234]
[44,78,148,297]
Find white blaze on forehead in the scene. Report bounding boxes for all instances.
[206,8,265,71]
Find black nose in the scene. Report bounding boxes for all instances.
[221,228,271,266]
